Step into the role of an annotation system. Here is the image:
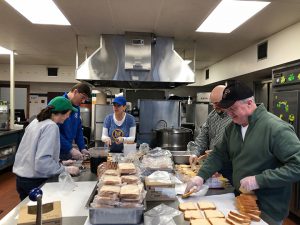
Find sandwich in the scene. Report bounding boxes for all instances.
[121,175,139,184]
[190,218,211,225]
[98,185,120,197]
[120,184,140,199]
[102,175,122,185]
[118,163,136,174]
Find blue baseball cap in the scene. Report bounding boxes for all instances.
[113,96,126,106]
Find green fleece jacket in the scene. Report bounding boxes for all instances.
[198,104,300,221]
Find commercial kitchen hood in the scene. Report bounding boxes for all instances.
[76,32,195,89]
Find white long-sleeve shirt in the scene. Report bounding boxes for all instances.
[13,119,65,178]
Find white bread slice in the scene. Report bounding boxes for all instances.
[228,211,251,223]
[183,210,203,220]
[190,218,211,225]
[197,201,216,210]
[203,209,225,218]
[178,202,198,211]
[226,217,249,225]
[209,217,230,225]
[241,212,261,222]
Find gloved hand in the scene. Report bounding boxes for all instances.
[240,176,259,192]
[115,137,124,144]
[81,149,90,156]
[184,176,204,194]
[71,148,83,160]
[103,137,112,146]
[65,166,80,176]
[189,154,198,165]
[62,159,75,166]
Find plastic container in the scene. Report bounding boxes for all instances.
[88,147,108,174]
[123,143,137,156]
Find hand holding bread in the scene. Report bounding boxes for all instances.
[185,176,204,194]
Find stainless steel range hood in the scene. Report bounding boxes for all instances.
[76,32,195,89]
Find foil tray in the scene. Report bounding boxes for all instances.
[86,184,145,224]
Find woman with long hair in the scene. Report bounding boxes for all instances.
[13,96,80,200]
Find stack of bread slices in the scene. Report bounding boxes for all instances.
[235,194,261,222]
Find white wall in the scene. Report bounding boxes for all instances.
[192,22,300,86]
[0,64,77,83]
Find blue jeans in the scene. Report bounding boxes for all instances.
[16,175,47,201]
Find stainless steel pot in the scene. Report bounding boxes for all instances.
[154,127,193,151]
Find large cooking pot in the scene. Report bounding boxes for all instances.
[154,127,193,151]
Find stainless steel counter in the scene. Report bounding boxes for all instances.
[1,167,234,225]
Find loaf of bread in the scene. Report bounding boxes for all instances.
[190,218,211,225]
[178,202,198,211]
[183,210,203,220]
[235,193,261,222]
[197,201,216,210]
[118,163,136,174]
[203,209,225,218]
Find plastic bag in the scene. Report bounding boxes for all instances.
[58,171,77,195]
[187,141,198,155]
[144,203,182,225]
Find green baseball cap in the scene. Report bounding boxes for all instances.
[48,96,78,112]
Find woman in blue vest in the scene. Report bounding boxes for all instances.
[101,96,136,153]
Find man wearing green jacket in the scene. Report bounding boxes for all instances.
[185,81,300,225]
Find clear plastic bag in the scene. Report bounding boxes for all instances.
[187,141,199,155]
[58,171,78,195]
[144,203,182,225]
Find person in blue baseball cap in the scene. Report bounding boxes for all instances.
[101,96,136,153]
[13,96,80,200]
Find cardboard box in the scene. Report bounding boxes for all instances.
[18,201,62,225]
[145,177,176,201]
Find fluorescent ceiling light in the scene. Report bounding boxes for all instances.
[196,0,270,33]
[5,0,71,25]
[0,46,12,55]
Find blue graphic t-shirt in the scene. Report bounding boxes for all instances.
[103,113,136,153]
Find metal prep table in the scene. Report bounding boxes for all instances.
[0,166,234,225]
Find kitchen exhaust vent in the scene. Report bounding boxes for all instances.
[76,33,195,89]
[257,41,268,60]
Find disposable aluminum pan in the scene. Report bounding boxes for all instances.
[86,184,145,224]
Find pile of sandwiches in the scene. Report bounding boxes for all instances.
[92,163,145,208]
[179,199,259,225]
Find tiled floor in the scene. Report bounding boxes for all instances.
[0,168,300,224]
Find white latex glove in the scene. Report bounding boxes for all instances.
[71,148,83,160]
[62,159,75,166]
[65,166,80,176]
[240,176,259,192]
[115,137,124,144]
[81,149,90,156]
[189,154,198,165]
[104,137,112,146]
[185,176,204,194]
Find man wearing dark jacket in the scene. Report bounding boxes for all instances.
[59,83,91,160]
[185,81,300,225]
